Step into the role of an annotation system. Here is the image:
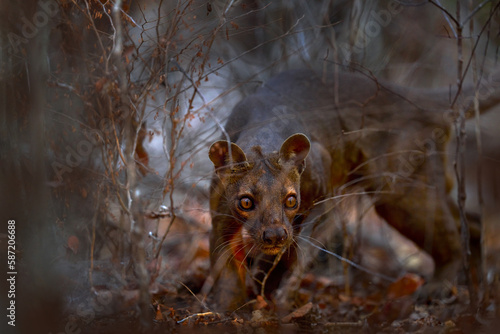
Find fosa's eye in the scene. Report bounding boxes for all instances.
[285,195,297,209]
[239,196,254,211]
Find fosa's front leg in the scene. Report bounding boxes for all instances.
[209,224,249,311]
[213,263,247,311]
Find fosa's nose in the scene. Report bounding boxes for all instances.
[262,226,288,246]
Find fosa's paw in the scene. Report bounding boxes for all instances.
[415,279,456,303]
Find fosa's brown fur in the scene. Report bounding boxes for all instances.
[208,69,499,311]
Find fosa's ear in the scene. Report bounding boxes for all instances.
[209,141,248,176]
[279,133,311,174]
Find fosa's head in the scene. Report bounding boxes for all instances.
[209,133,310,255]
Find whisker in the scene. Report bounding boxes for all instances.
[229,243,248,264]
[314,191,386,207]
[292,238,308,265]
[239,244,256,270]
[217,235,246,262]
[298,236,396,282]
[211,212,246,224]
[216,239,245,263]
[213,238,237,254]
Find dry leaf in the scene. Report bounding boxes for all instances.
[254,295,268,310]
[386,273,424,299]
[155,304,164,321]
[281,302,313,324]
[67,235,79,254]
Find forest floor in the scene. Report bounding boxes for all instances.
[60,201,500,334]
[79,267,500,334]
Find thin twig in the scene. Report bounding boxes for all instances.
[260,246,287,297]
[450,1,500,109]
[89,187,101,288]
[112,0,150,327]
[453,0,475,308]
[169,58,233,160]
[428,0,460,27]
[300,237,396,282]
[461,0,493,28]
[112,115,127,167]
[178,281,211,311]
[82,0,109,74]
[177,312,221,324]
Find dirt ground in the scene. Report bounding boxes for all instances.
[56,205,500,334]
